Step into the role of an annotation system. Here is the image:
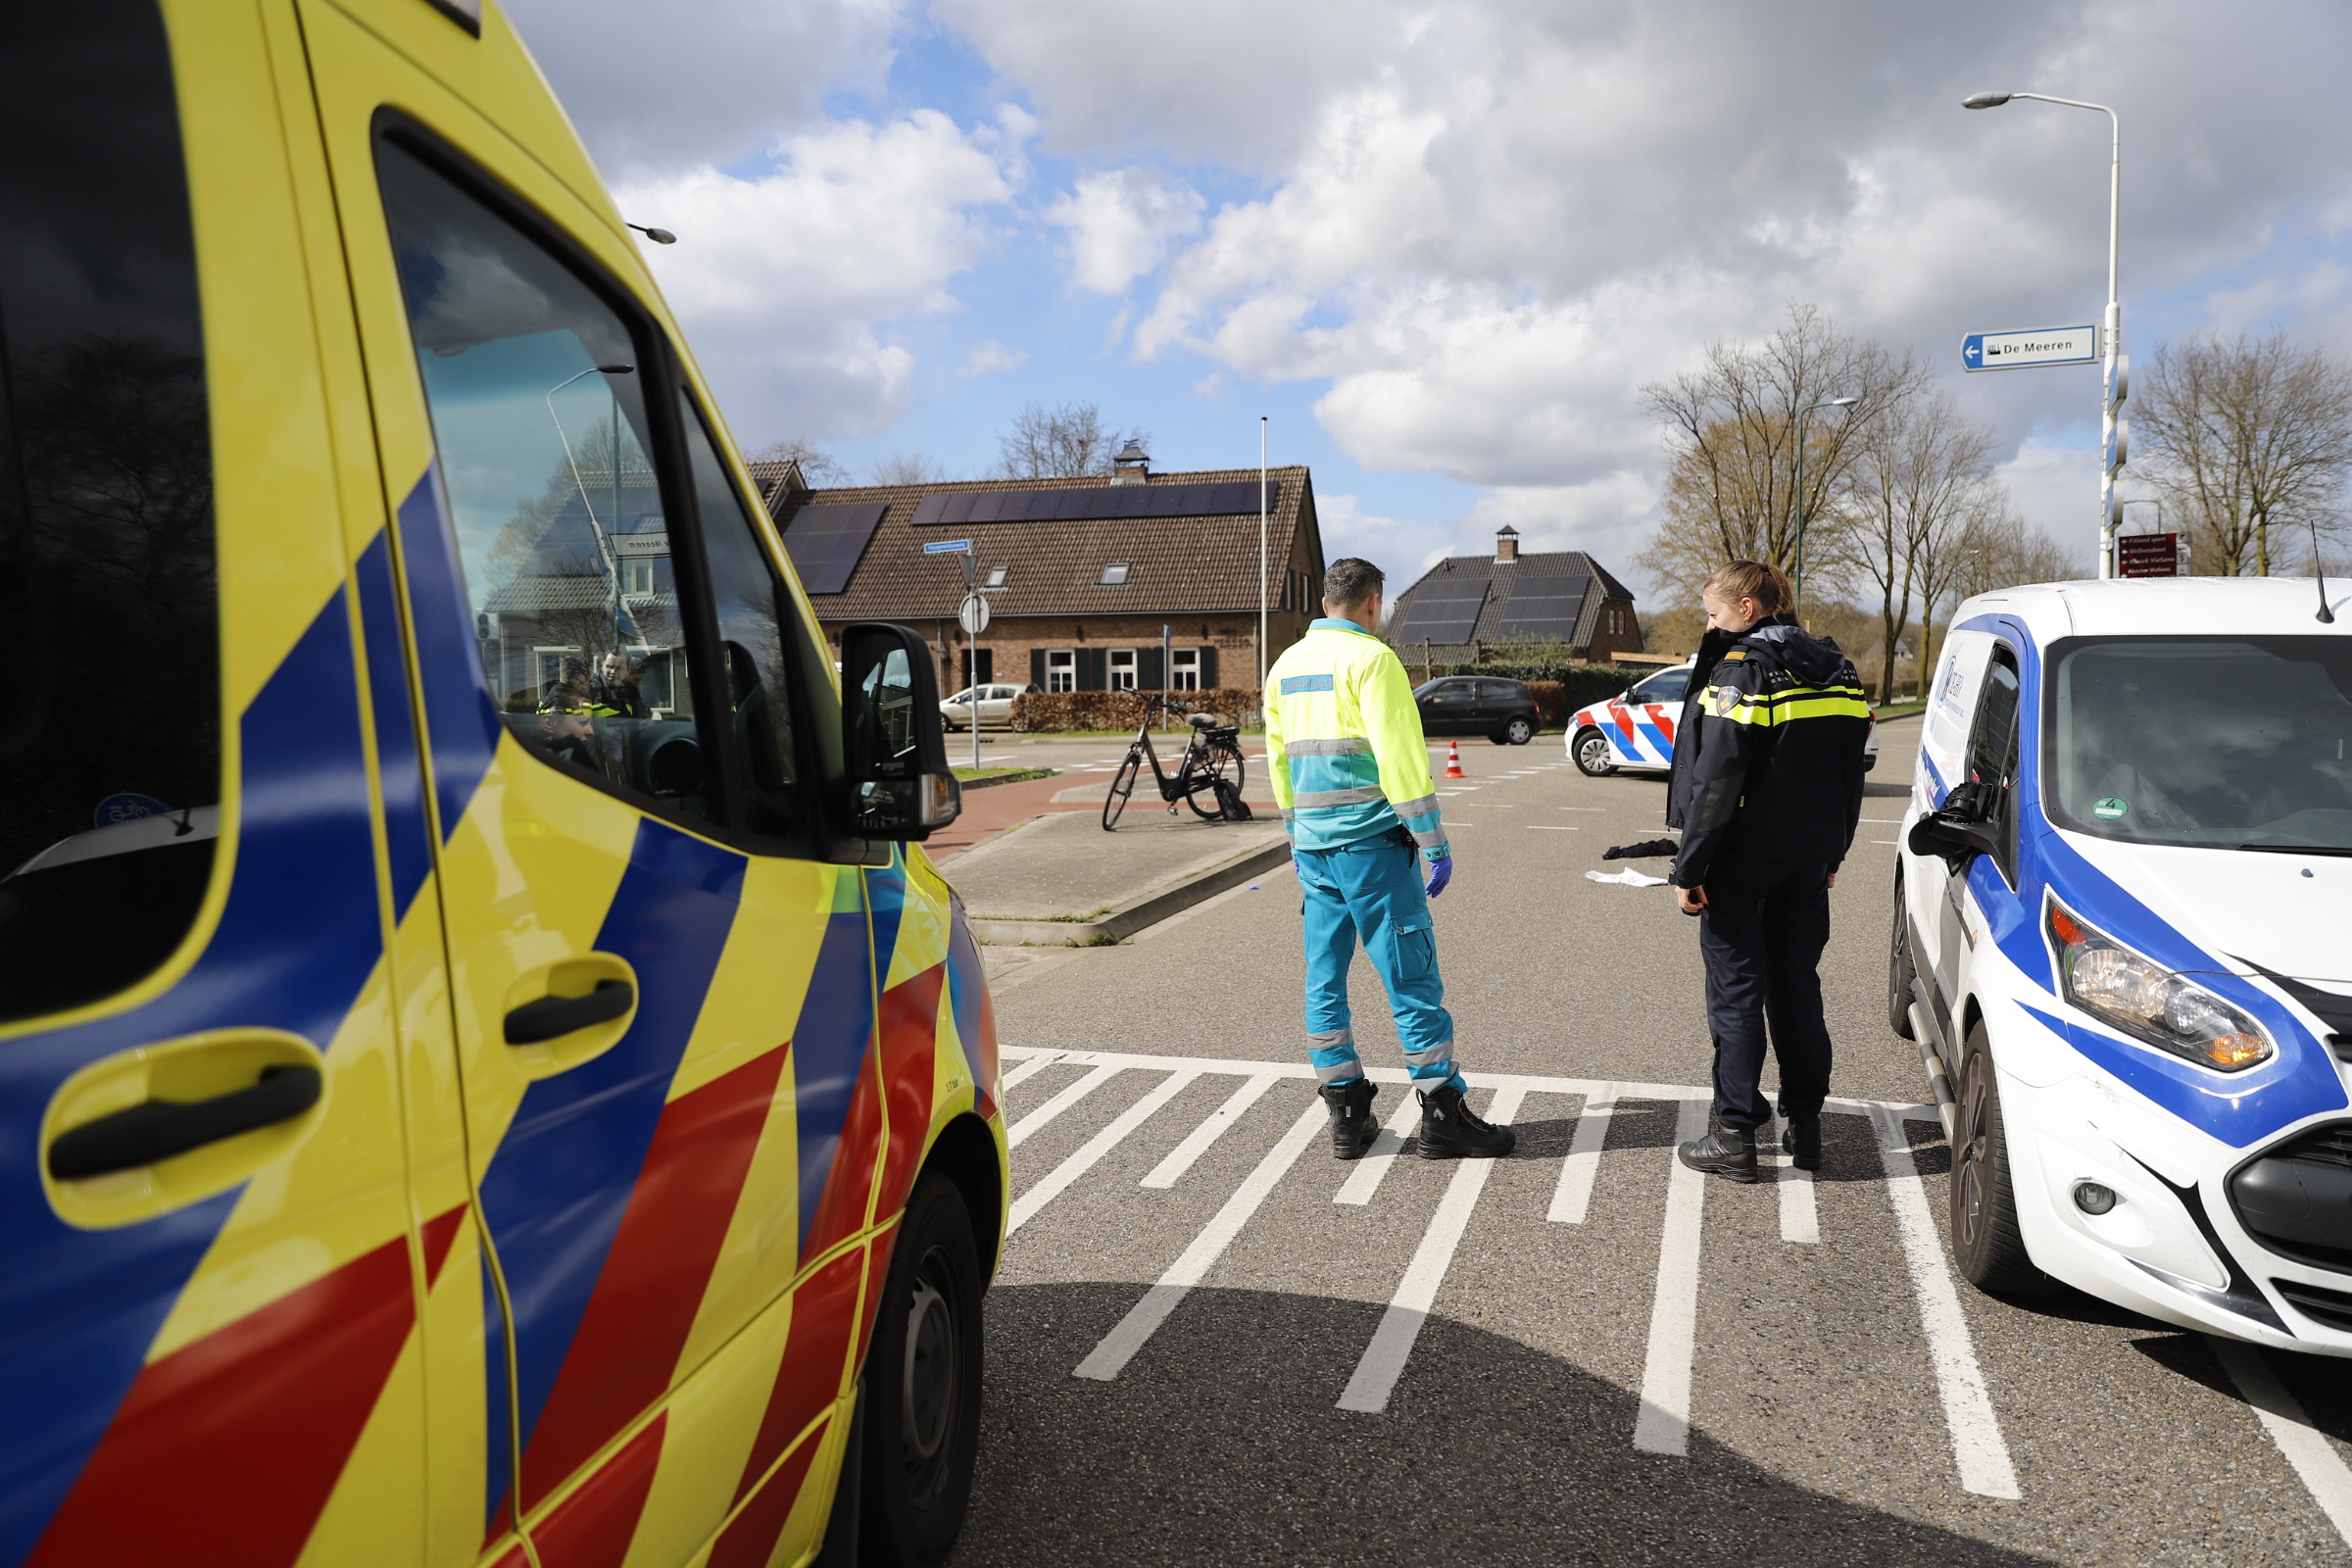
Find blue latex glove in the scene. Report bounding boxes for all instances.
[1423,854,1453,899]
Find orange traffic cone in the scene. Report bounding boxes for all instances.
[1444,740,1465,779]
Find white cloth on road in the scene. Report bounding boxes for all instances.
[1585,867,1669,887]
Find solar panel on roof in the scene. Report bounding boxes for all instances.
[1493,574,1591,640]
[780,501,887,594]
[908,480,1279,525]
[1390,576,1487,644]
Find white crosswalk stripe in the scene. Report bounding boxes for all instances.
[1002,1048,2041,1497]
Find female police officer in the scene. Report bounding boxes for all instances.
[1665,561,1871,1181]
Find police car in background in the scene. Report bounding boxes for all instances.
[1896,578,2352,1352]
[1567,658,1879,777]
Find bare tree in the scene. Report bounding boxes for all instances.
[866,450,953,486]
[2132,330,2352,576]
[748,437,849,486]
[996,399,1150,479]
[1831,390,1998,704]
[1909,500,2082,686]
[1638,304,1926,602]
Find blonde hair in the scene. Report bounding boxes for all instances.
[1703,560,1792,617]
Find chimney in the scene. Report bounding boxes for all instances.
[1494,524,1519,564]
[1112,440,1151,486]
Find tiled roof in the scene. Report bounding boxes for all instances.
[1387,550,1636,653]
[752,466,1321,621]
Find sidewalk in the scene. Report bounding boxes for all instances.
[943,808,1290,946]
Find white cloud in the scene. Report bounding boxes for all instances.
[1046,167,1205,294]
[618,109,1021,441]
[964,340,1029,374]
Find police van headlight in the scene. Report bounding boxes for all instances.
[2047,900,2272,1072]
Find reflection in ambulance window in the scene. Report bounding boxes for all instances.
[378,139,710,822]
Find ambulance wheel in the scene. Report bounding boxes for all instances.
[1948,1021,2056,1298]
[1504,716,1535,745]
[861,1170,984,1566]
[1571,727,1616,777]
[1887,868,1917,1039]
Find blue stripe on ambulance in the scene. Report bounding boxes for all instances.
[0,587,382,1565]
[790,909,879,1252]
[355,529,432,919]
[479,818,746,1467]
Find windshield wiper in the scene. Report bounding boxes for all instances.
[2238,843,2352,857]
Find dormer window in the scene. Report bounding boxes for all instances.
[985,565,1008,588]
[1098,563,1131,586]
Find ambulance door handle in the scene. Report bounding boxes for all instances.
[505,979,635,1045]
[47,1065,322,1181]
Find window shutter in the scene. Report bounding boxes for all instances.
[1082,648,1108,690]
[1140,646,1164,689]
[1197,645,1218,688]
[1030,648,1045,688]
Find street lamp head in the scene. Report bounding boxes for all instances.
[627,223,677,244]
[1831,396,1859,408]
[1962,91,2012,110]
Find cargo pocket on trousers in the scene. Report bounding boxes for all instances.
[1394,916,1435,982]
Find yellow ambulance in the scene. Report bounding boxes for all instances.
[0,3,1004,1565]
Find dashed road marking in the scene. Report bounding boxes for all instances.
[2209,1335,2352,1547]
[1006,1062,1123,1149]
[1340,1086,1531,1413]
[1774,1124,1819,1245]
[1870,1103,2021,1498]
[1528,825,1581,830]
[1009,1069,1203,1234]
[1335,1091,1427,1205]
[1547,1086,1615,1225]
[1633,1100,1710,1456]
[999,1052,1070,1093]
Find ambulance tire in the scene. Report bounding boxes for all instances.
[1886,869,1917,1040]
[861,1170,985,1567]
[1571,727,1616,777]
[1948,1021,2057,1298]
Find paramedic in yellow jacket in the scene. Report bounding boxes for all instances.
[1264,558,1516,1162]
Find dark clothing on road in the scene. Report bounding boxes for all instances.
[1665,614,1871,891]
[1698,852,1833,1128]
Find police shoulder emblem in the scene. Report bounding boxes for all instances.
[1713,685,1741,716]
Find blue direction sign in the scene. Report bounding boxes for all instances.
[922,538,972,555]
[1961,324,2100,372]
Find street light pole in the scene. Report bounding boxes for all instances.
[1788,395,1858,612]
[1964,90,2123,580]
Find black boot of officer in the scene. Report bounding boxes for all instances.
[1783,1113,1821,1171]
[1678,1113,1759,1182]
[1320,1078,1379,1160]
[1416,1085,1515,1159]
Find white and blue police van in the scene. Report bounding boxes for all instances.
[1896,577,2352,1351]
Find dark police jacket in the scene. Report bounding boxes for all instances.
[1664,614,1871,889]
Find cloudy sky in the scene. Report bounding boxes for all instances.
[504,0,2352,598]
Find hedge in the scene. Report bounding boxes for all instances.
[1005,688,1263,733]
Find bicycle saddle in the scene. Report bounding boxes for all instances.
[1187,712,1217,729]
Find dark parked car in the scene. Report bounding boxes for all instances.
[1413,675,1539,745]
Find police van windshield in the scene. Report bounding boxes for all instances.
[2049,637,2352,853]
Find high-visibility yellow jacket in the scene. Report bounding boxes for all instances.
[1264,617,1448,859]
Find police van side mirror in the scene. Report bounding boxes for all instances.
[1906,779,2000,873]
[841,622,960,841]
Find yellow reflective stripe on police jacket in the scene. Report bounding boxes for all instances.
[1700,681,1872,727]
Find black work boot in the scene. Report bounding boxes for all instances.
[1678,1114,1759,1182]
[1781,1113,1822,1172]
[1320,1078,1380,1160]
[1415,1085,1515,1159]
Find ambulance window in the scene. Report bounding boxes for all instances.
[378,141,725,826]
[0,2,220,1024]
[677,392,807,840]
[1962,647,2023,878]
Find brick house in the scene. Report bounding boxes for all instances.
[750,450,1326,699]
[1385,527,1642,674]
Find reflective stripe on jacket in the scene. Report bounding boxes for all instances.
[1264,618,1448,858]
[1664,615,1871,887]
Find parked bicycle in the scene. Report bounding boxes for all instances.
[1102,697,1252,829]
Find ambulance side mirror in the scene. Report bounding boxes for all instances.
[1906,780,2000,874]
[840,622,960,841]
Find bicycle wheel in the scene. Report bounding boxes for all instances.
[1182,743,1241,819]
[1102,753,1142,830]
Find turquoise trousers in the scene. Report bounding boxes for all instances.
[1295,828,1463,1093]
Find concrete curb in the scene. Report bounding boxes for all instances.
[956,766,1057,791]
[969,836,1294,947]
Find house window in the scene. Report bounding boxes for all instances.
[1108,649,1138,691]
[1099,563,1130,586]
[985,565,1007,588]
[625,559,657,595]
[1047,649,1076,692]
[1170,649,1200,691]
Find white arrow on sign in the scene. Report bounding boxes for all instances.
[1961,324,2100,372]
[958,593,992,636]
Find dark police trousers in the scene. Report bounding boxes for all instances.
[1698,852,1833,1129]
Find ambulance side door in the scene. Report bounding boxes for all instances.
[298,7,878,1560]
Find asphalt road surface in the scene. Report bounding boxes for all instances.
[957,716,2352,1566]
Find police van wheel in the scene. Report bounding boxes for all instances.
[1571,727,1616,778]
[861,1171,985,1567]
[1948,1022,2056,1298]
[1887,870,1918,1040]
